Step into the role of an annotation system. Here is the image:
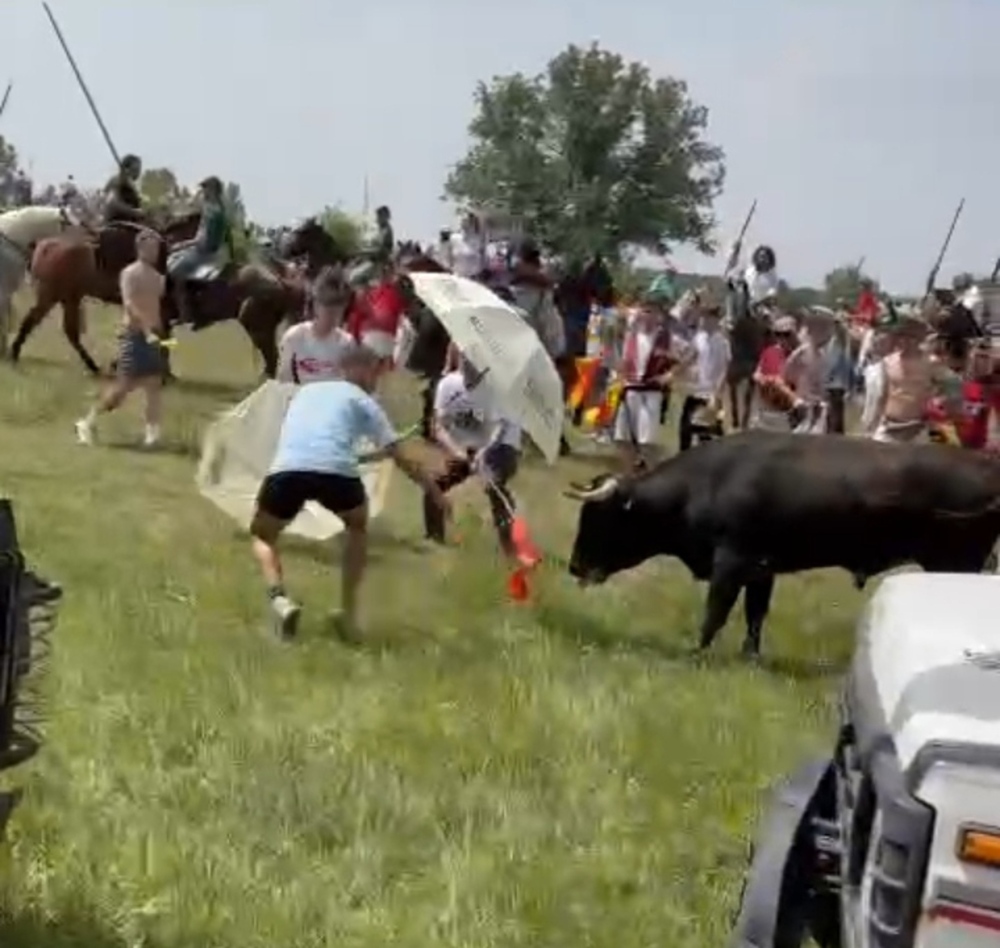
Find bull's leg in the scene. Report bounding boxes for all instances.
[742,575,775,657]
[698,550,745,651]
[741,380,755,431]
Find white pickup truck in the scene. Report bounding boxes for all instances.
[731,572,1000,948]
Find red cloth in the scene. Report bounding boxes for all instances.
[854,288,878,327]
[927,380,990,449]
[756,343,787,378]
[347,280,406,343]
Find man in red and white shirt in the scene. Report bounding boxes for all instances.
[276,271,356,384]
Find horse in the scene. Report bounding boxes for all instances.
[725,281,769,430]
[0,205,88,358]
[282,217,350,279]
[12,212,305,378]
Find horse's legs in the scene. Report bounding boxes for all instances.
[61,299,101,376]
[238,297,279,378]
[0,294,11,360]
[10,289,59,363]
[159,307,176,383]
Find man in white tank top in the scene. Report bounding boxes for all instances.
[276,271,357,384]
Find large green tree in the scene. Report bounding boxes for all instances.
[0,134,21,207]
[319,206,364,258]
[444,43,725,261]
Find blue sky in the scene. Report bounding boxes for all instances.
[3,0,995,292]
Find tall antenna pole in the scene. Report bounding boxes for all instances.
[0,83,12,121]
[362,173,370,219]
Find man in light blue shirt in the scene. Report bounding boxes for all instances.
[252,345,450,641]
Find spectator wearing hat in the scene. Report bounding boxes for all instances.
[751,315,801,430]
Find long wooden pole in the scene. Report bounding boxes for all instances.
[723,198,758,275]
[925,198,964,295]
[42,2,121,166]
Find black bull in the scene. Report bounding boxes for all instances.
[565,432,1000,655]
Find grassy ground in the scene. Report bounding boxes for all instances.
[0,302,863,948]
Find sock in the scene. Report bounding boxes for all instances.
[144,423,161,442]
[84,407,99,425]
[267,584,286,600]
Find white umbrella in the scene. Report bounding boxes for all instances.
[407,272,564,463]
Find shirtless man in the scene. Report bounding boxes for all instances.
[866,311,959,443]
[75,229,167,447]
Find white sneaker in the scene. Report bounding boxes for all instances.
[269,594,301,640]
[75,418,95,445]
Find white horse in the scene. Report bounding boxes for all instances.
[0,205,87,357]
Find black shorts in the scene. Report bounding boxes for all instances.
[256,471,366,522]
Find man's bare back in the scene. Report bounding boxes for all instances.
[120,259,165,334]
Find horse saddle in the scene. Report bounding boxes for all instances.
[190,260,226,283]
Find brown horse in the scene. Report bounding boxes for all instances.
[11,212,303,377]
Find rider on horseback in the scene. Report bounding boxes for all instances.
[165,175,230,327]
[104,154,145,224]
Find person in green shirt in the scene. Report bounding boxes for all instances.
[167,175,230,326]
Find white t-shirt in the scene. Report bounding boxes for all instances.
[961,285,985,325]
[434,371,522,451]
[277,322,357,384]
[688,329,732,399]
[744,265,779,305]
[450,234,484,279]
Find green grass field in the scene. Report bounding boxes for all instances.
[0,301,864,947]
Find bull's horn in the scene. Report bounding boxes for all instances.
[563,477,620,502]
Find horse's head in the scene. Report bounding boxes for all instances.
[283,218,346,270]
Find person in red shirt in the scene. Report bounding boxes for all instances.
[853,280,879,329]
[345,262,406,367]
[751,315,800,428]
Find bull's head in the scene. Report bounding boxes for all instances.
[564,473,654,586]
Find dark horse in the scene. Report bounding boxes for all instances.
[725,281,769,430]
[11,212,304,377]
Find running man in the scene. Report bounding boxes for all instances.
[251,345,450,641]
[76,228,167,447]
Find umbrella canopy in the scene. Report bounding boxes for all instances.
[407,272,564,463]
[196,381,392,541]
